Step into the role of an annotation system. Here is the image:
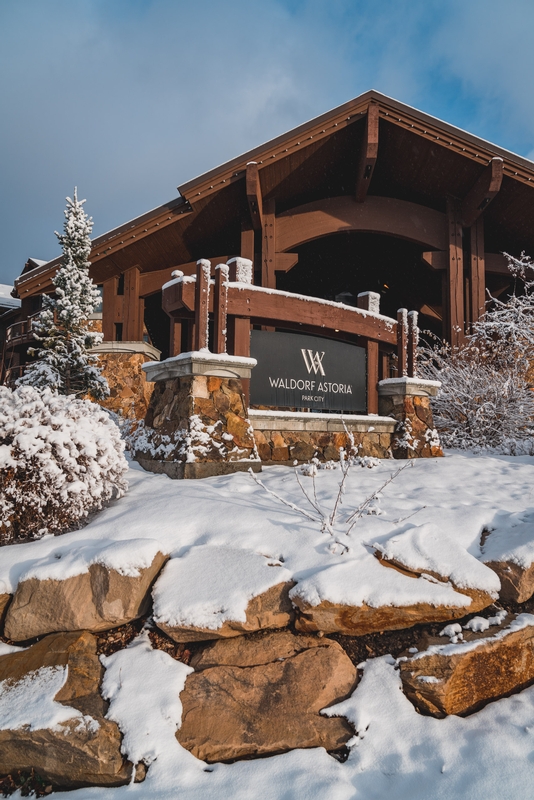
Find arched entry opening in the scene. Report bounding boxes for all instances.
[276,232,443,338]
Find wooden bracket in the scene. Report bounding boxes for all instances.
[246,162,263,231]
[355,103,379,203]
[461,157,503,227]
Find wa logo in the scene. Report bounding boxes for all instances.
[301,349,326,376]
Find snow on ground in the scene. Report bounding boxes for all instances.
[4,451,534,798]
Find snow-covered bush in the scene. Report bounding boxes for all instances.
[18,189,108,400]
[0,386,128,543]
[418,253,534,452]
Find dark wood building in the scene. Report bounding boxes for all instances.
[8,90,534,385]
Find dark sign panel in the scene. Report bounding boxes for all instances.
[250,331,366,412]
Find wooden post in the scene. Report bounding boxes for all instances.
[380,351,390,381]
[169,318,182,357]
[102,276,118,341]
[470,216,486,325]
[194,260,210,351]
[214,264,229,354]
[407,310,418,378]
[447,199,464,347]
[241,222,255,264]
[262,199,276,289]
[123,267,142,341]
[397,308,408,377]
[366,340,379,414]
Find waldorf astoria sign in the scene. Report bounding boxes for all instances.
[250,331,366,413]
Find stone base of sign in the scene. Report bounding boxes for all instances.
[91,342,161,421]
[378,378,443,459]
[249,411,396,462]
[133,353,260,478]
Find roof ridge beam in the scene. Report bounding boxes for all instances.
[355,103,379,202]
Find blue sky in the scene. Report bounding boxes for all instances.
[1,0,534,285]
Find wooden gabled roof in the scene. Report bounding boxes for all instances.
[15,89,534,298]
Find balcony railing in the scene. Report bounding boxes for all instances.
[5,316,38,345]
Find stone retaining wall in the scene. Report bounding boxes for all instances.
[249,411,396,462]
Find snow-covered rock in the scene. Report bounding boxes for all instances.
[0,631,131,788]
[481,509,534,602]
[400,613,534,717]
[152,546,294,642]
[290,554,481,636]
[4,540,166,641]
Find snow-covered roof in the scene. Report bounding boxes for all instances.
[0,284,21,309]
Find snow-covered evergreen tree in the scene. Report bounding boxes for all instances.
[18,189,109,399]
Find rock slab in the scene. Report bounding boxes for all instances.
[177,631,357,762]
[4,551,167,642]
[484,559,534,604]
[158,581,295,643]
[0,631,131,788]
[400,613,534,717]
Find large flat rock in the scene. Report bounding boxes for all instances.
[291,553,482,636]
[481,510,534,603]
[153,546,294,642]
[0,631,131,788]
[400,613,534,717]
[4,540,166,641]
[177,632,356,761]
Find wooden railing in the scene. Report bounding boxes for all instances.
[162,259,419,413]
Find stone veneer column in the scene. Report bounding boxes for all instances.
[133,352,260,479]
[91,341,161,421]
[378,378,443,459]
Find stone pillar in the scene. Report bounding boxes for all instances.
[134,352,260,479]
[378,378,443,459]
[91,341,161,421]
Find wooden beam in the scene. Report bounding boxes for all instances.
[194,260,210,351]
[246,162,263,231]
[422,251,447,271]
[366,340,379,414]
[262,199,276,288]
[139,259,230,297]
[485,253,510,275]
[469,216,486,324]
[123,267,142,341]
[164,281,398,345]
[277,196,448,253]
[447,199,464,346]
[461,157,503,227]
[213,264,229,354]
[355,103,379,203]
[275,253,298,272]
[397,308,408,377]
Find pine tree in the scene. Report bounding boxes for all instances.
[18,189,109,399]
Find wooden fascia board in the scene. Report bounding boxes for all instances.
[15,200,193,295]
[178,89,534,203]
[461,158,504,227]
[379,102,534,189]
